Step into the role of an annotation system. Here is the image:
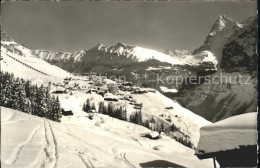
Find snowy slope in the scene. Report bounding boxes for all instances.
[1,31,72,83]
[132,91,210,146]
[195,112,257,154]
[1,106,214,168]
[55,89,210,148]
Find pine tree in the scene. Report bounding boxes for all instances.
[85,99,91,112]
[161,123,165,132]
[55,96,62,122]
[103,105,108,115]
[45,87,52,118]
[0,72,62,122]
[137,110,142,125]
[98,101,104,114]
[24,80,31,98]
[12,78,21,110]
[144,120,150,129]
[108,103,114,116]
[0,72,13,108]
[156,123,162,133]
[82,102,86,112]
[120,108,127,121]
[91,102,96,112]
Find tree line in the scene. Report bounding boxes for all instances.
[83,99,127,121]
[0,72,62,122]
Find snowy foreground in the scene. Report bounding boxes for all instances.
[1,107,213,168]
[196,112,257,155]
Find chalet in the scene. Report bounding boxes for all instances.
[143,131,160,140]
[134,102,143,107]
[144,88,156,93]
[104,93,119,102]
[97,90,106,97]
[121,86,133,91]
[195,112,257,168]
[117,91,124,96]
[124,96,131,101]
[134,88,148,94]
[122,82,132,86]
[62,108,73,116]
[87,89,98,94]
[90,109,97,113]
[52,87,67,94]
[165,106,174,110]
[130,99,137,103]
[134,106,142,110]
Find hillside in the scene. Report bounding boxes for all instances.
[1,30,71,83]
[1,107,213,168]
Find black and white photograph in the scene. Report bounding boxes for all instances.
[0,1,258,168]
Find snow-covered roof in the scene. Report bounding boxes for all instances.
[148,131,159,138]
[195,112,257,156]
[104,93,118,100]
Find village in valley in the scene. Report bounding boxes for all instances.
[51,73,197,148]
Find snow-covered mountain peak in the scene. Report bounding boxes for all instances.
[193,14,254,65]
[209,15,237,36]
[95,43,105,50]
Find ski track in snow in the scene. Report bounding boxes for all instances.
[78,152,94,168]
[40,120,58,168]
[47,120,58,168]
[54,125,135,168]
[5,123,42,165]
[119,152,136,168]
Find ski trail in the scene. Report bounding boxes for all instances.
[5,124,41,165]
[40,121,52,168]
[47,120,58,168]
[119,152,135,168]
[78,152,93,168]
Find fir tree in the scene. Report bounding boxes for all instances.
[91,102,96,112]
[120,108,127,121]
[85,99,91,112]
[82,102,86,111]
[98,101,104,114]
[108,103,114,116]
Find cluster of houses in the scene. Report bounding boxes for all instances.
[54,74,160,116]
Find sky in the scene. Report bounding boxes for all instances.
[1,1,257,53]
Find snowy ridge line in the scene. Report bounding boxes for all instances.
[4,53,50,76]
[5,123,42,165]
